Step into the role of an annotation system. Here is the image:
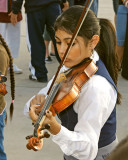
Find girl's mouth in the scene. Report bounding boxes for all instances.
[64,58,69,62]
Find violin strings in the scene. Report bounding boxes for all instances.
[36,87,55,123]
[37,84,59,122]
[36,83,61,125]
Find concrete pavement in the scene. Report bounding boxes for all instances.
[4,0,128,160]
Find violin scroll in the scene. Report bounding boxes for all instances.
[0,72,7,83]
[26,136,43,151]
[26,124,50,151]
[0,72,7,96]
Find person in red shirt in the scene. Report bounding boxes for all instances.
[0,0,23,74]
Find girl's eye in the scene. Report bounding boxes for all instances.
[67,43,75,46]
[56,41,61,45]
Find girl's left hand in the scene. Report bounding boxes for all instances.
[42,110,61,135]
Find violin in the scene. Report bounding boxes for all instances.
[26,59,98,151]
[0,72,7,96]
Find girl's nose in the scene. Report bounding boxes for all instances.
[59,44,67,56]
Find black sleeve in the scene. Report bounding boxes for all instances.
[12,0,23,14]
[62,0,67,3]
[112,0,119,14]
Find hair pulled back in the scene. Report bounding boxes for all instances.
[54,5,121,104]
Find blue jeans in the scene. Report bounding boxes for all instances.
[116,5,128,46]
[68,0,74,7]
[43,26,51,41]
[27,3,61,79]
[0,110,7,160]
[69,0,98,16]
[86,0,99,16]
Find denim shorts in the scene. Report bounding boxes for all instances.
[0,110,7,160]
[116,5,128,46]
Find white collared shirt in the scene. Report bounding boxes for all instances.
[24,51,117,160]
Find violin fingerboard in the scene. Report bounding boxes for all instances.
[34,83,61,126]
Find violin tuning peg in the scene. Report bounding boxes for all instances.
[39,127,45,131]
[39,131,50,139]
[44,131,50,138]
[2,76,7,82]
[38,123,50,132]
[44,123,50,129]
[25,135,33,140]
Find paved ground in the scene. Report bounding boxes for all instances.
[3,0,128,160]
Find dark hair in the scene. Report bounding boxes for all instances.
[95,18,121,104]
[0,34,15,120]
[54,5,121,104]
[55,6,100,42]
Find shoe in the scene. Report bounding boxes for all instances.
[45,56,53,63]
[29,74,37,81]
[29,74,48,83]
[50,53,56,57]
[13,64,23,74]
[37,77,48,82]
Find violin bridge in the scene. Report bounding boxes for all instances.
[56,73,67,83]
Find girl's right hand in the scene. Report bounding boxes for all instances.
[42,110,61,135]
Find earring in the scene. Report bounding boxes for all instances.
[90,50,94,59]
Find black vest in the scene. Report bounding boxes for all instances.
[58,59,117,149]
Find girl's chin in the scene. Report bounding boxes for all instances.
[64,63,73,68]
[64,63,70,67]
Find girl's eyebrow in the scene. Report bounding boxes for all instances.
[55,35,72,41]
[55,36,78,43]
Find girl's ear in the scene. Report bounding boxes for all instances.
[90,35,99,50]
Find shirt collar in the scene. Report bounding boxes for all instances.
[90,50,99,64]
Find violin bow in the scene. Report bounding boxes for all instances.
[47,0,94,95]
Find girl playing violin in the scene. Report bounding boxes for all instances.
[0,34,15,160]
[25,6,121,160]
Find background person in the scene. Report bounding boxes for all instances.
[0,34,15,160]
[10,0,69,82]
[116,0,128,79]
[0,0,22,74]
